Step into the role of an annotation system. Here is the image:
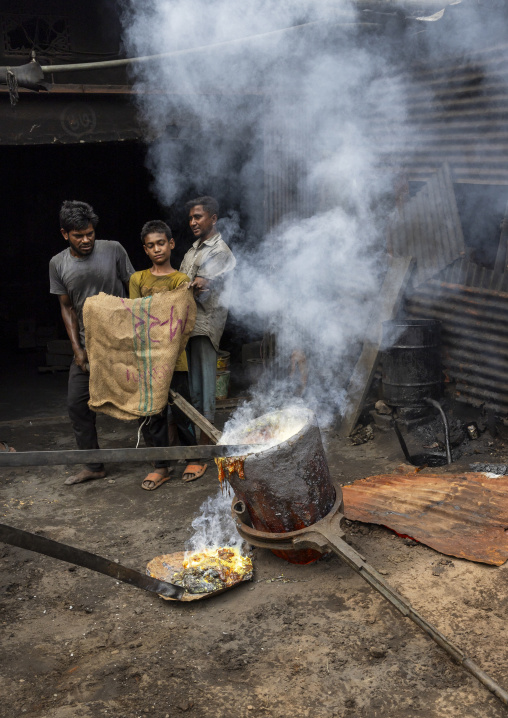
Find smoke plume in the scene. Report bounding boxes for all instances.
[119,0,433,424]
[186,488,244,553]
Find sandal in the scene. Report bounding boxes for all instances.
[182,463,208,483]
[141,469,173,491]
[0,441,15,453]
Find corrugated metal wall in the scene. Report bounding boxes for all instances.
[262,40,508,413]
[263,115,316,234]
[389,44,508,414]
[387,163,465,284]
[437,256,508,291]
[388,42,508,186]
[262,113,324,377]
[406,280,508,412]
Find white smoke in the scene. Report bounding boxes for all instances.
[119,1,508,550]
[120,0,417,425]
[186,488,243,553]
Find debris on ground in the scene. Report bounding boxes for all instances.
[2,399,508,717]
[349,424,374,445]
[470,462,508,475]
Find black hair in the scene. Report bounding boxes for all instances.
[140,220,172,244]
[185,195,219,218]
[59,200,99,233]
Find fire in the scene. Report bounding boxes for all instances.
[171,546,253,594]
[183,546,252,584]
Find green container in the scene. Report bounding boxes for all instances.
[217,350,230,371]
[216,370,231,400]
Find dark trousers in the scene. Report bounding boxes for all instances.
[139,371,196,468]
[67,361,103,472]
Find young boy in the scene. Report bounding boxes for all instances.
[129,220,196,490]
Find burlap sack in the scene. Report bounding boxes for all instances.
[83,285,196,420]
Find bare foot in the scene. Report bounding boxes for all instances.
[64,468,106,485]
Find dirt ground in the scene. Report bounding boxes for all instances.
[1,363,508,718]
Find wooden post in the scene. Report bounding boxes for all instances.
[168,389,222,444]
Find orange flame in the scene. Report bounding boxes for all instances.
[182,546,252,587]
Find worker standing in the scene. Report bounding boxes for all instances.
[49,200,134,485]
[180,196,236,482]
[129,220,196,490]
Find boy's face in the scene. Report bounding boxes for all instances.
[143,232,174,265]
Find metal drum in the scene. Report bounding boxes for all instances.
[220,407,337,564]
[381,319,442,407]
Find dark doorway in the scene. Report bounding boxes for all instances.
[0,141,166,350]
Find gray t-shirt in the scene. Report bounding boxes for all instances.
[49,240,135,347]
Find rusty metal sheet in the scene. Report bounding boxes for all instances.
[342,469,508,565]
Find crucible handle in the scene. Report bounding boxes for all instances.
[293,528,508,708]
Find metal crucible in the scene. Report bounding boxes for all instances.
[217,407,338,564]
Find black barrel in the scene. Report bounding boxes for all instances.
[381,319,442,407]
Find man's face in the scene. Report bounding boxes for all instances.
[61,224,95,258]
[189,205,217,242]
[143,232,174,265]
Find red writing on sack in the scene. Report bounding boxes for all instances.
[126,363,173,383]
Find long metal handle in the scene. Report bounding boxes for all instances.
[391,417,413,463]
[0,443,255,468]
[0,523,184,600]
[426,398,452,464]
[293,529,508,707]
[0,390,230,469]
